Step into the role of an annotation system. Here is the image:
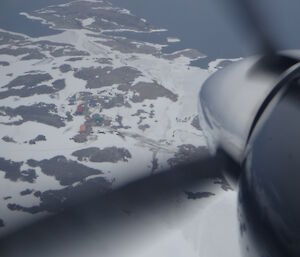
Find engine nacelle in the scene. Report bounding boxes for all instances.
[198,51,300,256]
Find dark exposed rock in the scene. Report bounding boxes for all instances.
[0,158,37,183]
[0,84,58,99]
[0,31,24,45]
[19,169,37,183]
[0,61,9,66]
[99,94,129,109]
[117,83,131,91]
[130,82,178,103]
[72,132,89,143]
[74,90,130,110]
[214,179,232,191]
[24,70,43,74]
[118,81,178,103]
[149,110,155,118]
[132,109,147,116]
[95,57,112,65]
[99,37,157,54]
[111,115,131,129]
[2,136,16,143]
[59,64,72,73]
[138,124,150,131]
[191,115,202,130]
[184,191,215,200]
[4,73,52,89]
[0,74,65,99]
[74,91,92,101]
[168,144,207,167]
[27,156,102,186]
[32,1,155,33]
[33,40,71,48]
[7,204,25,212]
[66,111,73,121]
[65,57,83,62]
[20,189,34,196]
[0,48,45,59]
[0,219,4,227]
[52,79,66,90]
[3,196,12,200]
[72,147,132,163]
[0,103,65,128]
[50,48,89,57]
[20,51,46,60]
[137,116,146,125]
[34,191,42,198]
[74,66,141,89]
[29,135,46,145]
[7,176,111,214]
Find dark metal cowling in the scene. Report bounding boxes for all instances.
[239,77,300,257]
[198,51,300,256]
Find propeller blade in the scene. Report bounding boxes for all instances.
[211,0,300,88]
[218,0,276,56]
[237,0,276,55]
[0,151,228,257]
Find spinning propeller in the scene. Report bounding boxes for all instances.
[2,0,300,256]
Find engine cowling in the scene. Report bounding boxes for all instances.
[198,52,300,256]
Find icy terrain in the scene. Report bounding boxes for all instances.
[0,0,239,256]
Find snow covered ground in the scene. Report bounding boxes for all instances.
[0,0,239,256]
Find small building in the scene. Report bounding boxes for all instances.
[89,98,97,107]
[85,115,91,122]
[92,113,102,124]
[79,124,86,133]
[76,104,84,115]
[68,95,76,105]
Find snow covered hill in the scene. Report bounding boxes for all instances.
[0,1,239,256]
